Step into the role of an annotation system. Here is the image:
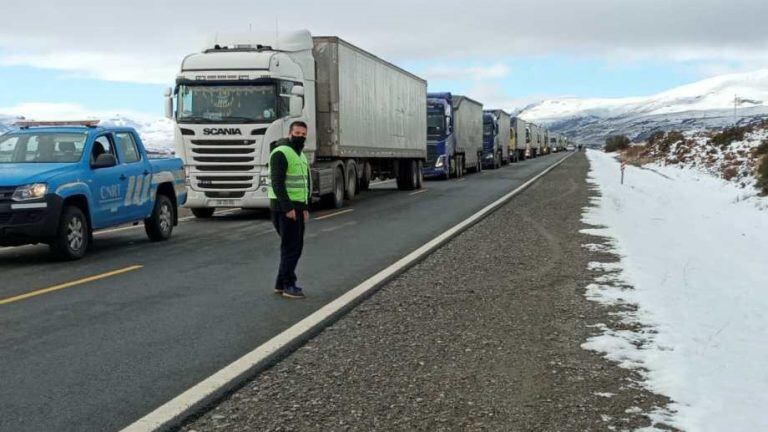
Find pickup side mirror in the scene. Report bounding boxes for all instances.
[164,87,174,120]
[92,153,117,169]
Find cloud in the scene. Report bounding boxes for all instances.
[1,0,767,84]
[422,64,510,81]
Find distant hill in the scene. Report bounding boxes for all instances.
[518,69,768,145]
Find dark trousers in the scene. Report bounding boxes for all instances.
[271,210,305,289]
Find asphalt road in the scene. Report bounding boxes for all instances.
[0,152,569,432]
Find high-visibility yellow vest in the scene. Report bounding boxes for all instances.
[268,145,309,204]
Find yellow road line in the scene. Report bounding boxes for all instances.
[409,189,428,196]
[313,208,354,221]
[0,265,143,305]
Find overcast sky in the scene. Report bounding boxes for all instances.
[1,0,767,116]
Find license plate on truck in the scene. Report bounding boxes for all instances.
[212,200,239,207]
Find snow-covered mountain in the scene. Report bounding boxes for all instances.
[0,113,174,152]
[519,69,768,145]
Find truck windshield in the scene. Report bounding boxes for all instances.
[427,109,446,139]
[483,122,493,137]
[0,132,87,163]
[177,84,278,124]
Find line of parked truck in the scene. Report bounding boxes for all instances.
[0,29,575,259]
[164,29,574,216]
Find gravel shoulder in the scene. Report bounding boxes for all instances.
[181,153,672,432]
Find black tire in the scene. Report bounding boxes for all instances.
[359,161,371,191]
[416,160,424,189]
[396,159,418,191]
[145,194,175,242]
[323,166,345,209]
[345,163,357,200]
[191,208,215,219]
[50,206,89,260]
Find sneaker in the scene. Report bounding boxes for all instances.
[282,285,306,299]
[274,285,284,294]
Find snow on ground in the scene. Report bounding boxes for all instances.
[582,150,768,432]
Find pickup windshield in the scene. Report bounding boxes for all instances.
[177,84,278,124]
[0,132,87,163]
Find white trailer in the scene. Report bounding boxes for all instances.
[166,30,427,215]
[453,96,484,173]
[511,117,530,161]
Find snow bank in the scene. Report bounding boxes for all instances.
[582,150,768,431]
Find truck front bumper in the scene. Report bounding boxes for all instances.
[0,194,63,247]
[184,188,271,209]
[422,166,449,177]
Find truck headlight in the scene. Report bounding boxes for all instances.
[12,183,48,201]
[435,155,446,168]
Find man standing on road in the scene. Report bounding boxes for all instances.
[268,121,311,299]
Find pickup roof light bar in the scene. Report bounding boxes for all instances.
[14,120,101,128]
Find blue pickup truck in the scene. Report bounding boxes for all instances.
[0,121,186,259]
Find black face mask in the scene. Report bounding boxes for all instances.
[290,135,306,148]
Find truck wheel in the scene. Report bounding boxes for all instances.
[359,161,372,191]
[396,159,417,190]
[345,163,357,200]
[323,166,345,209]
[50,206,89,260]
[192,208,215,219]
[145,194,175,242]
[415,160,424,189]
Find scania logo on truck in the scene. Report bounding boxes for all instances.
[203,128,242,136]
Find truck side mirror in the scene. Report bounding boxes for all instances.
[164,87,174,120]
[92,153,117,169]
[289,95,303,117]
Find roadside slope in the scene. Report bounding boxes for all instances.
[181,153,671,431]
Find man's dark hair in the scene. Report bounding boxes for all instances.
[289,121,308,132]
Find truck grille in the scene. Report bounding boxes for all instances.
[0,213,11,224]
[190,139,255,146]
[0,187,15,203]
[426,145,439,166]
[196,165,255,172]
[195,175,255,190]
[205,192,245,199]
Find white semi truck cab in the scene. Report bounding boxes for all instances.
[166,30,427,218]
[165,30,314,217]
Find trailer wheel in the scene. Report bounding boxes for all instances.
[324,166,345,209]
[415,160,424,189]
[345,161,357,200]
[396,159,418,191]
[359,161,372,191]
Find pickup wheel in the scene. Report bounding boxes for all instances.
[50,206,89,260]
[191,208,215,219]
[145,194,175,241]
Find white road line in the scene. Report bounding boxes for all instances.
[313,208,354,221]
[409,189,428,196]
[119,152,573,432]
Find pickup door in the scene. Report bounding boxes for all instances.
[114,131,153,222]
[88,132,153,229]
